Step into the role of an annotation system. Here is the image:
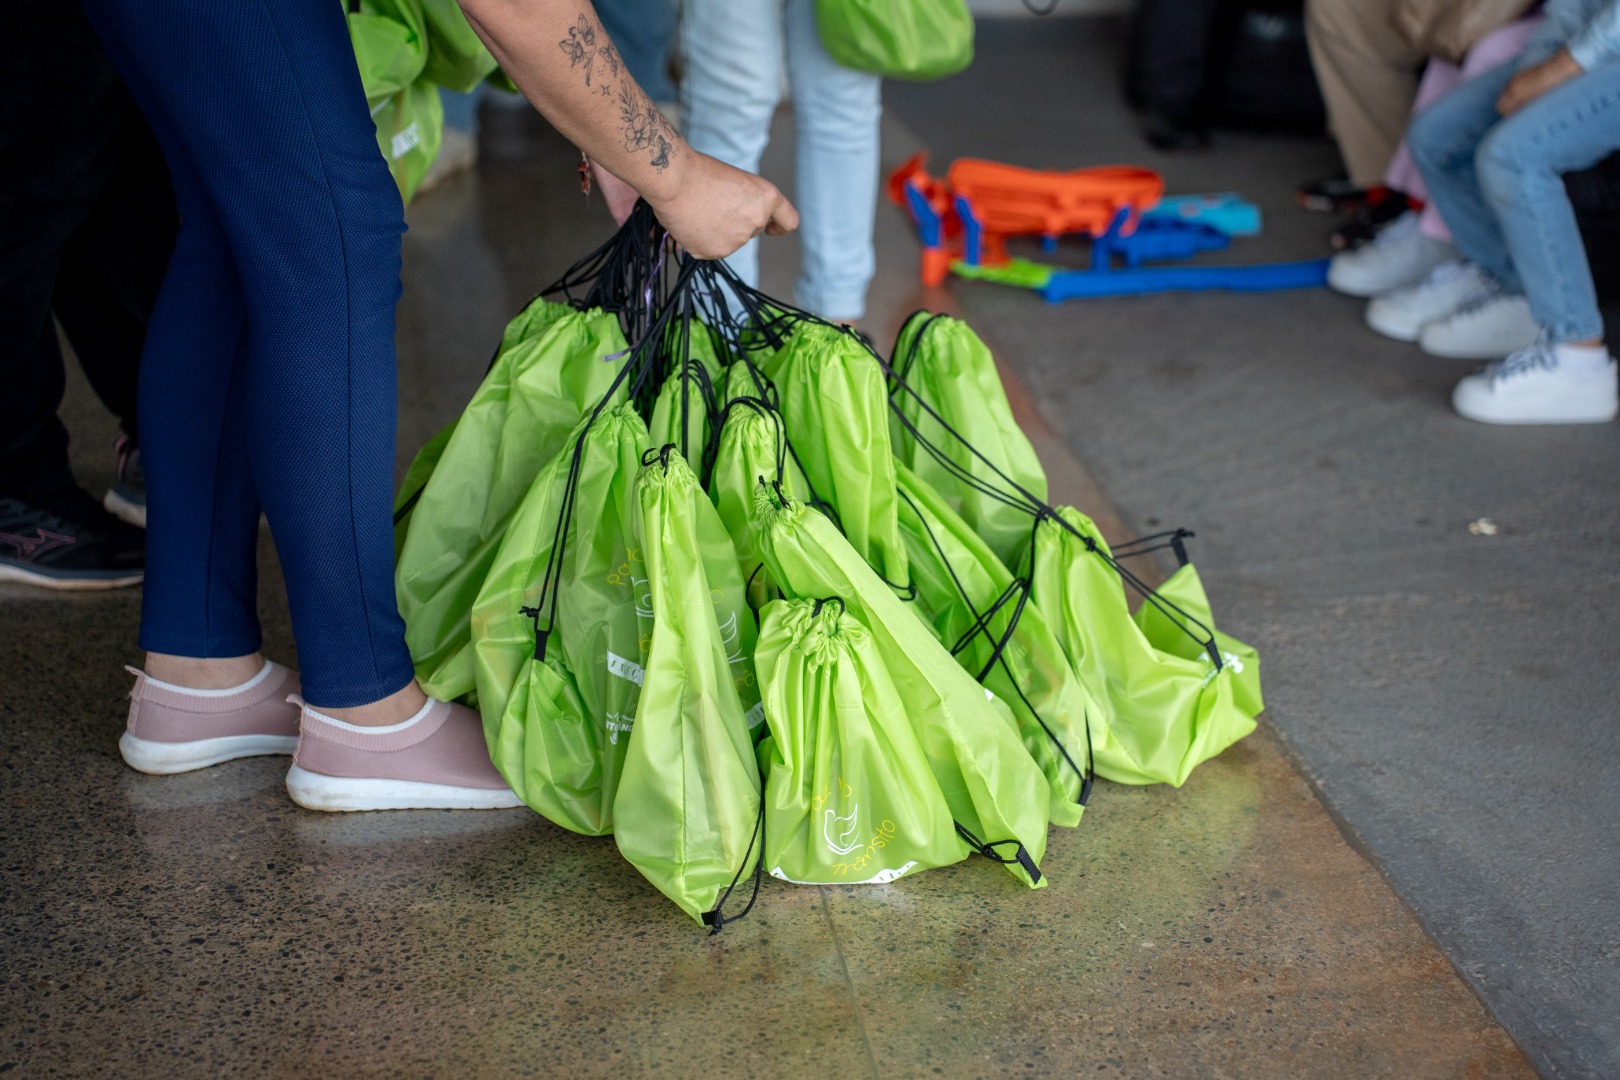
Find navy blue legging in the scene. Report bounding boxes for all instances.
[82,0,416,707]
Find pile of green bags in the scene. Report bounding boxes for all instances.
[393,205,1264,929]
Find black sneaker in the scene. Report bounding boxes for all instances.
[0,490,145,590]
[104,434,146,528]
[1297,175,1368,214]
[1330,189,1419,251]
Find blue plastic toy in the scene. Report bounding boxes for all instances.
[1039,259,1330,301]
[1142,193,1263,238]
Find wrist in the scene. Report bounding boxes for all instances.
[637,143,696,210]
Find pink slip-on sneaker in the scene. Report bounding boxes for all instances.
[121,661,301,774]
[285,697,523,812]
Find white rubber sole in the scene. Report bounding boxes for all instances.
[120,730,298,774]
[1365,303,1427,343]
[284,764,525,813]
[104,489,147,529]
[0,561,143,590]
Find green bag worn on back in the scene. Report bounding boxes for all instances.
[396,303,627,700]
[348,0,443,203]
[471,406,652,835]
[615,450,764,927]
[755,322,909,591]
[814,0,974,80]
[419,0,499,92]
[755,597,969,884]
[896,464,1094,828]
[752,488,1049,888]
[1028,508,1261,787]
[891,312,1048,569]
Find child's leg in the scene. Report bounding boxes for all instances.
[1475,62,1620,346]
[1407,61,1523,289]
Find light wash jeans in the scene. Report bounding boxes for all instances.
[1408,55,1620,343]
[680,0,881,320]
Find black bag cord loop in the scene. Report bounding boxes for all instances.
[703,794,766,934]
[954,822,1042,884]
[1109,528,1195,567]
[897,487,1092,803]
[809,595,847,621]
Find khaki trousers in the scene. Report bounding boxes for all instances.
[1306,0,1424,186]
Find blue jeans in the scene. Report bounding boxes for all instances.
[680,0,882,319]
[1408,56,1620,343]
[82,0,416,707]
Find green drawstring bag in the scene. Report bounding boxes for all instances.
[497,292,577,356]
[1029,508,1261,787]
[755,596,969,884]
[615,450,764,928]
[707,397,811,611]
[890,312,1048,570]
[396,304,628,700]
[347,0,442,203]
[814,0,974,81]
[395,296,577,558]
[648,361,715,466]
[753,488,1049,888]
[755,322,909,591]
[1137,562,1264,721]
[393,420,455,560]
[470,405,651,834]
[419,0,499,92]
[896,464,1094,828]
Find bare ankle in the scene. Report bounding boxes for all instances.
[145,652,266,690]
[315,682,429,727]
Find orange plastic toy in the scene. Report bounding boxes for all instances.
[888,152,1165,286]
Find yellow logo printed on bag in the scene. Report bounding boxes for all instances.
[606,547,652,616]
[833,821,899,878]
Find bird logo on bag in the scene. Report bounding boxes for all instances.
[824,807,863,856]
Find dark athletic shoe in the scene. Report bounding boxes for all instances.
[1296,175,1367,215]
[0,491,145,590]
[104,434,146,528]
[1330,189,1419,251]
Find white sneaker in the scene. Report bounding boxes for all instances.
[1365,260,1491,342]
[1419,292,1540,360]
[1328,212,1456,298]
[1453,341,1619,424]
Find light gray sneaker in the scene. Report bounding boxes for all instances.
[1419,291,1540,360]
[1365,260,1490,342]
[1453,340,1619,425]
[1328,211,1456,298]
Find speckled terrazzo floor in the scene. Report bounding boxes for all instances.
[2,39,1537,1079]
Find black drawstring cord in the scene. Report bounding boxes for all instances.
[898,487,1092,801]
[703,795,766,934]
[954,822,1042,884]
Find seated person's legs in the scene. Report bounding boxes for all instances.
[1452,60,1620,424]
[1382,61,1541,360]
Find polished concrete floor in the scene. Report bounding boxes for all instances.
[2,15,1605,1079]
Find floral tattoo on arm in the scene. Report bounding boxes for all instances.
[559,12,678,172]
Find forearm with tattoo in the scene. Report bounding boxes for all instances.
[557,12,677,171]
